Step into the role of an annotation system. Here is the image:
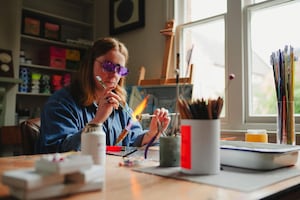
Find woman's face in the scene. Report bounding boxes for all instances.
[93,49,126,90]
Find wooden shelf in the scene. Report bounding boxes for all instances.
[20,63,76,73]
[0,77,22,88]
[23,7,93,27]
[17,92,51,97]
[21,34,91,49]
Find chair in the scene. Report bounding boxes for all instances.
[20,118,40,155]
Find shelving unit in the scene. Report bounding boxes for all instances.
[0,78,22,86]
[19,63,76,74]
[17,0,94,122]
[0,78,22,126]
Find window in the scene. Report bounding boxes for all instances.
[247,0,300,118]
[177,0,226,116]
[186,0,226,21]
[176,0,299,132]
[180,17,225,100]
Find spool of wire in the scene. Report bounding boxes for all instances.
[19,67,31,93]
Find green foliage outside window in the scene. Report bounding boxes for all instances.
[254,80,300,115]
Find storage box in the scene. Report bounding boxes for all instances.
[220,140,300,170]
[49,46,66,58]
[50,57,66,69]
[43,22,61,40]
[66,60,80,70]
[39,46,66,68]
[66,49,80,61]
[23,16,41,36]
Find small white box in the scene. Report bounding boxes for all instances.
[1,168,64,190]
[66,165,105,184]
[35,154,93,174]
[9,177,104,200]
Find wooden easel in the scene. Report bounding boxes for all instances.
[138,20,193,86]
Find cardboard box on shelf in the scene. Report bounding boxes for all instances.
[66,60,80,70]
[66,49,80,61]
[50,57,66,69]
[43,22,61,41]
[23,16,41,36]
[39,46,66,68]
[49,46,66,58]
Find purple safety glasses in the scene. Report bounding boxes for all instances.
[96,60,129,76]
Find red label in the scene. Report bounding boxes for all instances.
[181,125,191,169]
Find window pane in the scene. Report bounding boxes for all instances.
[186,0,227,21]
[249,1,300,116]
[253,0,268,3]
[182,18,225,106]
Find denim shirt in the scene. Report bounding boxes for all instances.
[36,86,146,154]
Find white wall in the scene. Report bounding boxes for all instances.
[0,1,22,125]
[94,0,173,86]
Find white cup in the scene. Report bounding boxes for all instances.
[180,119,220,175]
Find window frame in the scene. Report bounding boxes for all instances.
[244,0,299,131]
[174,0,299,133]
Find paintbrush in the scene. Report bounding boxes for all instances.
[114,122,133,145]
[96,76,134,118]
[136,113,178,120]
[96,76,136,145]
[177,97,224,119]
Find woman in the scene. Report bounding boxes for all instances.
[36,37,170,154]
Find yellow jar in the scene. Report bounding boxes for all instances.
[245,129,268,143]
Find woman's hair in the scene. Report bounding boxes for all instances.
[71,37,128,106]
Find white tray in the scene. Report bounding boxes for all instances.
[220,141,300,170]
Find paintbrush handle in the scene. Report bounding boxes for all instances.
[137,113,178,120]
[114,129,129,145]
[96,76,133,118]
[114,122,133,145]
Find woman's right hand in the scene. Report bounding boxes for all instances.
[90,90,121,124]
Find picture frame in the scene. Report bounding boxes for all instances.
[0,49,14,77]
[109,0,145,35]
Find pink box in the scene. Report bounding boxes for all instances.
[49,46,66,58]
[39,46,66,67]
[50,56,66,69]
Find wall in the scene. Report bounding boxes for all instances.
[94,0,174,86]
[0,1,22,125]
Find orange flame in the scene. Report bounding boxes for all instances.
[132,95,150,121]
[114,95,150,145]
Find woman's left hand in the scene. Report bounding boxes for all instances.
[149,108,170,133]
[142,108,170,145]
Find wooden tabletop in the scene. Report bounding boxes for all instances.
[1,153,300,200]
